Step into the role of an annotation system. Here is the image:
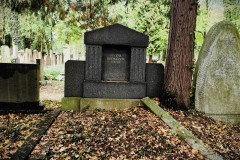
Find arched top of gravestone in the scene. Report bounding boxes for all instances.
[84,23,149,47]
[193,21,240,91]
[194,20,240,115]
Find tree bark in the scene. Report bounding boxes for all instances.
[163,0,197,110]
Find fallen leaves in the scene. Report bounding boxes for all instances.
[167,108,240,160]
[0,113,45,159]
[30,107,204,159]
[1,98,239,159]
[42,100,61,110]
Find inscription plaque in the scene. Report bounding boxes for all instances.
[102,45,130,81]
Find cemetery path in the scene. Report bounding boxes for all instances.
[40,81,64,101]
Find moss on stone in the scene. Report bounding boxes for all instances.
[61,97,81,111]
[141,97,223,160]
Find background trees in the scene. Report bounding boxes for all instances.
[0,0,171,58]
[0,0,239,109]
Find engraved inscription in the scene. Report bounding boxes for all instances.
[102,45,130,81]
[213,55,239,80]
[107,53,125,64]
[218,36,237,46]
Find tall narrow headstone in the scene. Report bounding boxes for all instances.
[32,50,38,63]
[18,53,24,63]
[0,45,11,63]
[37,52,42,59]
[63,45,71,63]
[60,53,63,64]
[25,48,31,63]
[23,49,28,63]
[52,53,56,66]
[194,21,240,123]
[46,54,51,66]
[12,45,18,62]
[28,49,33,63]
[37,59,44,81]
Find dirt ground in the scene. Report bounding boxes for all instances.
[40,81,64,101]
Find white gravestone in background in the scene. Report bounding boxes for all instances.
[0,45,11,63]
[63,45,71,63]
[195,21,240,123]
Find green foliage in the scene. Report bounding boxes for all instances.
[195,1,240,60]
[195,7,209,59]
[44,64,64,80]
[2,0,240,63]
[133,0,170,56]
[109,0,170,57]
[224,0,240,30]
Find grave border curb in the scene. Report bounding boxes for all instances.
[141,97,224,160]
[11,109,61,160]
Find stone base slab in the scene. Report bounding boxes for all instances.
[83,81,146,99]
[61,97,81,111]
[0,102,43,110]
[61,97,143,111]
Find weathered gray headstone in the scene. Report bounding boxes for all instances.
[37,52,42,59]
[63,45,71,63]
[32,50,38,62]
[46,54,51,66]
[195,21,240,123]
[12,45,18,61]
[23,49,28,63]
[0,45,11,63]
[27,49,33,63]
[18,50,25,63]
[52,53,56,66]
[0,60,43,110]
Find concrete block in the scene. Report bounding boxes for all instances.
[80,98,143,111]
[61,97,81,111]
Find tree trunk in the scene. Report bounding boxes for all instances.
[163,0,197,110]
[148,54,153,63]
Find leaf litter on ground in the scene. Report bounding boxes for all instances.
[166,108,240,160]
[30,106,205,160]
[0,113,46,159]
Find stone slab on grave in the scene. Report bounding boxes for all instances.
[83,81,146,99]
[0,60,43,110]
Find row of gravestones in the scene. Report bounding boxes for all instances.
[0,45,75,65]
[0,21,239,123]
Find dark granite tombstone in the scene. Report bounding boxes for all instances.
[146,63,164,98]
[0,60,43,110]
[83,24,149,99]
[64,24,164,103]
[64,60,85,97]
